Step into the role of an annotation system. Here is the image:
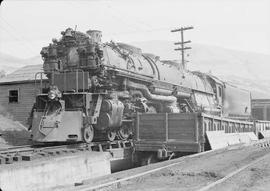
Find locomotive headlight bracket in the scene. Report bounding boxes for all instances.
[48,91,56,100]
[48,85,62,100]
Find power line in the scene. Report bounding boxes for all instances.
[102,2,173,38]
[0,25,37,56]
[0,16,38,55]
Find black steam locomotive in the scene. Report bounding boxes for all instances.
[30,28,251,144]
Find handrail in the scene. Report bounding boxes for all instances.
[35,69,87,94]
[34,72,45,96]
[201,112,253,124]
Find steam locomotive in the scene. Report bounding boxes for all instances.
[30,28,251,144]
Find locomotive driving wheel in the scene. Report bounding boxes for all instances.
[106,130,117,141]
[117,124,132,140]
[82,125,94,143]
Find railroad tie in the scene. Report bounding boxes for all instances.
[3,155,13,164]
[13,154,22,162]
[77,148,86,152]
[69,149,77,153]
[46,150,57,156]
[55,150,65,155]
[253,139,270,148]
[38,152,50,157]
[62,149,70,153]
[86,146,92,151]
[22,154,40,161]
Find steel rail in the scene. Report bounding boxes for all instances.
[0,143,85,155]
[0,140,132,165]
[71,145,241,191]
[0,139,129,154]
[71,138,270,191]
[197,152,270,191]
[0,145,33,152]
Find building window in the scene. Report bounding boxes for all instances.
[9,90,19,103]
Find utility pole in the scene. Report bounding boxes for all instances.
[171,26,193,70]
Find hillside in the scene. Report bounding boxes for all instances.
[1,42,270,98]
[0,52,42,74]
[132,41,270,99]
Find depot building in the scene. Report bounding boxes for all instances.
[0,65,48,126]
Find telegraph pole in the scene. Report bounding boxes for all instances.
[171,26,193,70]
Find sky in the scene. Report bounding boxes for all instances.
[0,0,270,59]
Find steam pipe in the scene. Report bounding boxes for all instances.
[126,80,177,102]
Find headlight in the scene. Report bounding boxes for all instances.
[48,91,56,100]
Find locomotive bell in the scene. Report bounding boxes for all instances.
[86,30,102,43]
[63,28,73,38]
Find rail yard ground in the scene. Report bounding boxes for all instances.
[206,153,270,191]
[208,155,270,191]
[73,143,270,191]
[2,113,270,191]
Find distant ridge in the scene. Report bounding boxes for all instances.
[132,41,270,98]
[131,41,270,79]
[1,41,270,98]
[0,52,42,74]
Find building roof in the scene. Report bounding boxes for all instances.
[0,64,47,84]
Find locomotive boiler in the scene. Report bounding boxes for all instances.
[30,28,251,144]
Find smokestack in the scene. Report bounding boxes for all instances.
[86,30,102,44]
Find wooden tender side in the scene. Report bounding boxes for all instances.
[134,112,258,159]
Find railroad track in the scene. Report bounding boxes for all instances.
[195,137,270,191]
[0,140,132,165]
[69,137,270,191]
[197,152,270,191]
